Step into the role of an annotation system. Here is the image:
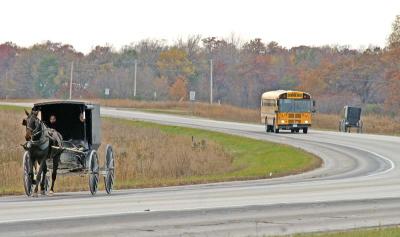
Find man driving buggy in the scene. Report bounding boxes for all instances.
[46,114,63,148]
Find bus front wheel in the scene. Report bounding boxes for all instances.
[303,128,308,134]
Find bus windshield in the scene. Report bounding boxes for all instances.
[279,99,312,112]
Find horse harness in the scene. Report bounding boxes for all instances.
[26,117,49,151]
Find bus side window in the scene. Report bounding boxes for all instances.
[262,99,277,107]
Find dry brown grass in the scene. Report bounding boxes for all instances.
[0,108,233,195]
[0,110,26,194]
[96,99,259,123]
[101,120,233,189]
[97,99,400,136]
[313,113,400,135]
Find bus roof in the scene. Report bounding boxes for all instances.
[261,90,311,100]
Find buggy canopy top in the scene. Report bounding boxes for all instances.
[33,101,101,149]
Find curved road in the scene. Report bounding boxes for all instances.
[1,105,400,236]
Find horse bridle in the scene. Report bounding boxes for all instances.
[26,116,44,142]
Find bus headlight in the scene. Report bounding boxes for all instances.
[305,120,309,124]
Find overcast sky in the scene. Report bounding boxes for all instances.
[1,0,399,53]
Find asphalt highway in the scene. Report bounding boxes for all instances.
[1,104,400,236]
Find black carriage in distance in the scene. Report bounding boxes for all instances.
[339,105,363,133]
[23,101,115,195]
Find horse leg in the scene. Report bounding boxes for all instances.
[29,156,35,185]
[33,159,46,197]
[50,154,60,194]
[40,162,48,195]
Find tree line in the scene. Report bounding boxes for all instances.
[1,15,400,115]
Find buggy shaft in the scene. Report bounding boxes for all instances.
[51,146,86,154]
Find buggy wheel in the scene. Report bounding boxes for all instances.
[88,150,99,195]
[104,145,115,194]
[22,152,33,197]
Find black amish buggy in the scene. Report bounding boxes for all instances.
[338,106,363,133]
[22,101,115,196]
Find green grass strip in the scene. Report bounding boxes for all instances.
[110,118,321,182]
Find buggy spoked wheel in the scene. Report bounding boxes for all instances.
[104,145,115,194]
[88,150,99,195]
[23,151,34,197]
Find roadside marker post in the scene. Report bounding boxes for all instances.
[190,91,196,116]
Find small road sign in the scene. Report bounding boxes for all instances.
[189,91,196,101]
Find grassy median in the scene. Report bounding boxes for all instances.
[0,104,320,195]
[284,226,400,237]
[111,118,321,183]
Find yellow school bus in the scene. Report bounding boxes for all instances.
[261,90,315,134]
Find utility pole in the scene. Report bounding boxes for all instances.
[5,70,8,100]
[69,61,74,100]
[133,59,137,98]
[210,59,213,104]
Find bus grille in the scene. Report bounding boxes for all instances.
[289,120,302,124]
[288,114,301,119]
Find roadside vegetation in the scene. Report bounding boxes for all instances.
[0,105,320,195]
[1,16,400,138]
[97,99,259,123]
[284,226,400,237]
[98,99,400,136]
[1,15,400,119]
[4,99,400,136]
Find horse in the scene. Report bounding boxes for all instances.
[22,109,62,196]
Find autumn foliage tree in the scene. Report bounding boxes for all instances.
[34,56,60,98]
[388,15,400,49]
[157,47,194,100]
[382,15,400,115]
[169,76,188,101]
[384,71,400,115]
[1,15,400,114]
[157,47,194,83]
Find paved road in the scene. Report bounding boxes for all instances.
[1,104,400,236]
